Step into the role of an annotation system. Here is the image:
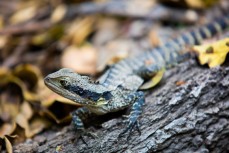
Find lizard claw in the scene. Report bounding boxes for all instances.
[77,129,98,145]
[118,91,144,139]
[78,129,98,138]
[118,119,141,140]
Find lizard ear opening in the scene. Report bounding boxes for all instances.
[81,76,94,83]
[82,76,90,80]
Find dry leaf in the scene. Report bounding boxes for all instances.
[61,45,97,74]
[43,109,72,124]
[29,117,51,135]
[20,102,33,121]
[51,4,67,23]
[0,123,16,138]
[7,74,38,102]
[13,64,41,91]
[0,36,7,49]
[93,18,120,45]
[140,68,165,90]
[62,16,95,46]
[0,135,17,153]
[16,113,50,138]
[31,24,64,46]
[0,81,23,122]
[0,125,17,153]
[0,65,51,145]
[185,0,219,8]
[16,114,31,138]
[43,101,78,124]
[10,6,36,24]
[96,39,132,72]
[193,38,229,68]
[27,117,50,138]
[4,136,13,153]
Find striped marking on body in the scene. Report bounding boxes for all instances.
[213,22,223,33]
[176,36,186,46]
[150,49,166,65]
[201,26,212,38]
[185,32,195,45]
[193,29,204,44]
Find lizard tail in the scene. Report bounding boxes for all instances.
[157,14,229,65]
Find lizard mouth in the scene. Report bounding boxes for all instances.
[44,77,95,105]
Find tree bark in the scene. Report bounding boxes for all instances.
[14,59,229,153]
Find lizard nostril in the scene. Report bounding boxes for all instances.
[44,77,50,82]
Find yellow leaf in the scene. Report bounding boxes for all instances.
[140,68,165,89]
[193,38,229,68]
[186,0,219,8]
[51,4,67,23]
[10,6,36,24]
[3,136,13,153]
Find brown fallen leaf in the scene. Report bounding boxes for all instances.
[0,81,23,122]
[13,64,41,91]
[0,123,16,138]
[62,16,96,46]
[9,1,47,25]
[51,4,67,23]
[10,6,36,24]
[42,108,72,124]
[0,65,51,149]
[185,0,219,8]
[61,45,97,74]
[4,135,14,153]
[96,39,133,72]
[0,123,17,153]
[19,102,33,121]
[16,114,50,138]
[32,25,64,46]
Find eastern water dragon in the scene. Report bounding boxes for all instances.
[44,14,229,137]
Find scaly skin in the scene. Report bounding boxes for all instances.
[44,15,229,137]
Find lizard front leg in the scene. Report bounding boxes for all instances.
[72,107,91,130]
[120,91,145,137]
[71,107,97,140]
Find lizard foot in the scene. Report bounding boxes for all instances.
[118,91,144,140]
[118,118,141,140]
[77,129,98,145]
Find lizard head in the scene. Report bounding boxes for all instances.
[44,68,112,106]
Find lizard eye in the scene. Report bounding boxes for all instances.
[59,80,68,86]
